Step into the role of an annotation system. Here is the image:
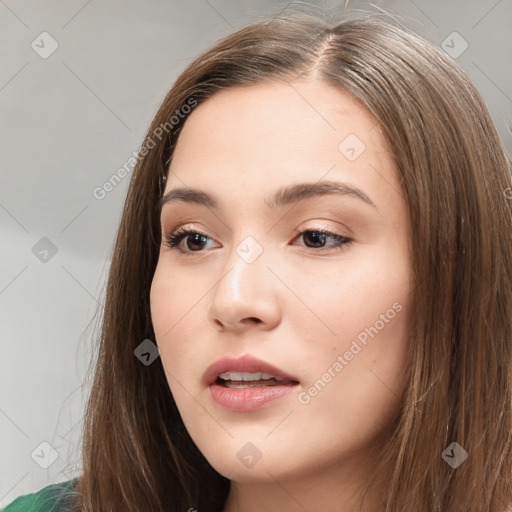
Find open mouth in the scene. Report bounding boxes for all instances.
[205,355,300,412]
[216,371,297,388]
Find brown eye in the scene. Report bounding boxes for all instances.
[295,230,352,250]
[182,233,209,251]
[164,229,215,253]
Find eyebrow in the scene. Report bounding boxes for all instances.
[158,180,377,212]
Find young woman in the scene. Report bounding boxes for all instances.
[4,10,512,512]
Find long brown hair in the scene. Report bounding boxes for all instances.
[74,10,512,512]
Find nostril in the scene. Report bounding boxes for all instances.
[243,317,262,324]
[212,317,263,329]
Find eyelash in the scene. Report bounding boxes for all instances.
[163,227,353,254]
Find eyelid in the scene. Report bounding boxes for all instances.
[294,219,353,241]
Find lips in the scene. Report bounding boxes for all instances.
[203,354,299,386]
[204,354,300,412]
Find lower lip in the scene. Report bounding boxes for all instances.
[209,382,297,412]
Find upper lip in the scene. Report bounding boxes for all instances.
[203,354,299,385]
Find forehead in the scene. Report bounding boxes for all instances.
[165,80,401,211]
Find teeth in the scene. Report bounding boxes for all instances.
[218,371,284,382]
[223,381,278,388]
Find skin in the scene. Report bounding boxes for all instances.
[150,79,414,512]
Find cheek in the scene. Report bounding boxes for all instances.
[292,249,410,348]
[150,261,221,416]
[291,286,411,460]
[150,260,209,338]
[149,265,197,376]
[301,303,410,437]
[150,270,217,451]
[291,245,412,405]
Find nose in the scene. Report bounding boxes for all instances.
[208,237,282,333]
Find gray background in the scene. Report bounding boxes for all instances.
[1,0,511,506]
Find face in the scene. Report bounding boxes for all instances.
[150,79,414,489]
